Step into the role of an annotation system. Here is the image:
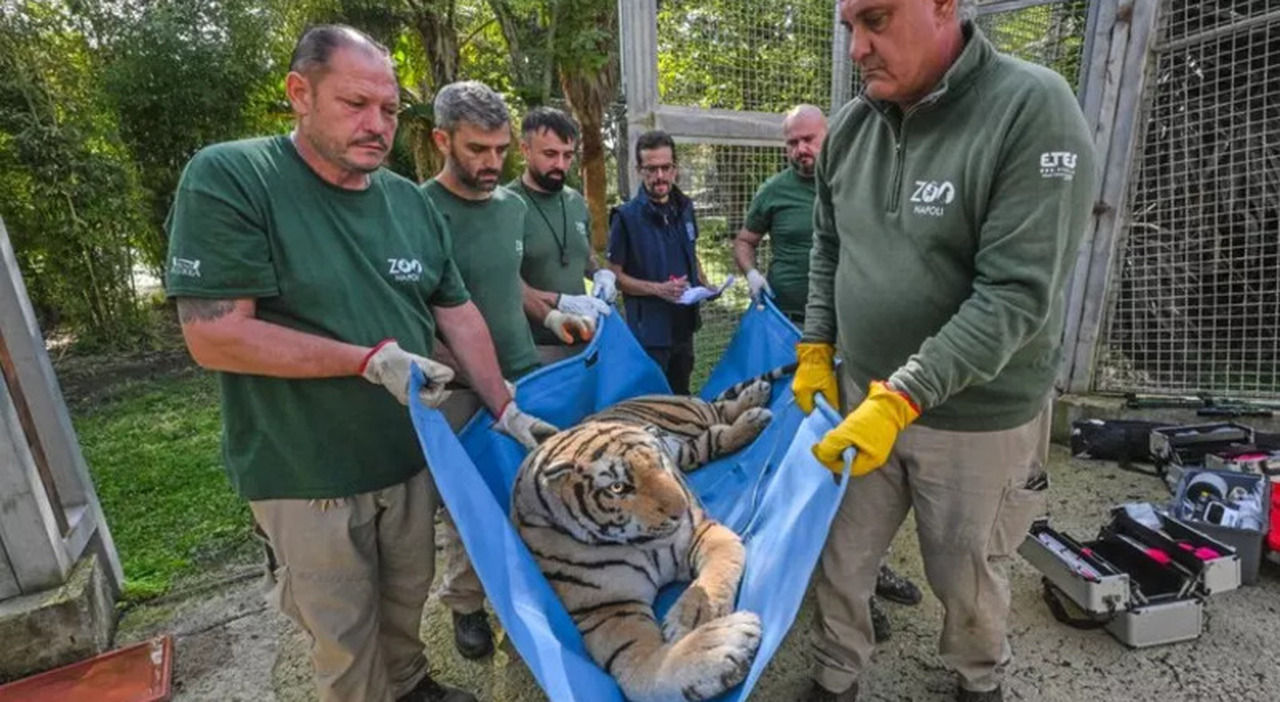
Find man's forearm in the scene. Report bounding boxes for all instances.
[434,301,513,416]
[178,298,367,377]
[609,263,661,297]
[584,250,605,277]
[733,230,761,274]
[522,281,556,323]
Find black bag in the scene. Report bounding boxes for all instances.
[1071,419,1174,464]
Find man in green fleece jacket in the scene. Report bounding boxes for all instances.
[795,2,1097,701]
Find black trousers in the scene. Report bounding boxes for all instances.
[645,340,695,395]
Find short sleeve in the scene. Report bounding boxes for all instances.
[742,181,773,234]
[163,148,280,299]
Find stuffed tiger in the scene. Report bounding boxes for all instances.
[579,362,797,473]
[509,364,794,702]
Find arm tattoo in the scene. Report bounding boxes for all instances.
[177,298,237,324]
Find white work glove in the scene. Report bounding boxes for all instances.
[495,402,559,450]
[592,269,619,304]
[745,268,772,301]
[359,339,454,407]
[544,309,596,344]
[557,292,612,320]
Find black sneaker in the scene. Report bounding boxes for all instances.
[875,564,923,606]
[451,609,494,659]
[803,679,858,701]
[395,673,477,702]
[870,596,891,643]
[957,685,1003,702]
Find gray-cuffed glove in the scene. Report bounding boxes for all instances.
[359,339,454,407]
[557,292,612,320]
[592,269,619,304]
[494,402,559,450]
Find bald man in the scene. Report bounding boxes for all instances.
[734,104,828,322]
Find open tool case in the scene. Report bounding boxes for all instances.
[1019,505,1241,647]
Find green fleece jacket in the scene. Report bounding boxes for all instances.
[802,23,1098,432]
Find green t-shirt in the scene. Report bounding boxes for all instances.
[422,180,541,379]
[506,178,594,345]
[743,166,816,316]
[163,135,471,501]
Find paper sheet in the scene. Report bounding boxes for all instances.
[678,275,735,305]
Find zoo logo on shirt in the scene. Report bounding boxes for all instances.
[387,258,423,283]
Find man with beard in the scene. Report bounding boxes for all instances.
[734,104,923,643]
[798,0,1096,700]
[734,104,827,322]
[420,80,589,662]
[508,106,616,364]
[164,25,555,702]
[607,129,714,395]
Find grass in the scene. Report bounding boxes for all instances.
[70,368,253,603]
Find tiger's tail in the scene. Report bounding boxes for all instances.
[710,361,798,403]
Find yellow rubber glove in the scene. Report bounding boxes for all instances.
[792,342,840,415]
[812,380,920,477]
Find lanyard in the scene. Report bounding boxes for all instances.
[519,181,570,267]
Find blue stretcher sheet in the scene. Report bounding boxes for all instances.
[408,297,850,702]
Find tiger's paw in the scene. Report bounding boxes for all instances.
[661,581,734,642]
[668,611,762,701]
[736,379,771,410]
[735,407,773,433]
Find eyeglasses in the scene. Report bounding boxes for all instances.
[639,164,676,176]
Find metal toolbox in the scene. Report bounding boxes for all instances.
[1149,422,1255,490]
[1019,504,1240,648]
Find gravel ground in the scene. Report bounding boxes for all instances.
[116,444,1280,701]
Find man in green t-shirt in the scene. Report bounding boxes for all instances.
[509,106,617,364]
[419,80,593,662]
[164,26,555,702]
[734,103,826,321]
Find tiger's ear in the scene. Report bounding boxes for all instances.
[537,461,578,487]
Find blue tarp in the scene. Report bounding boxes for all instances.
[408,297,850,702]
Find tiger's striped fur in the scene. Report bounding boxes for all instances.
[511,421,761,702]
[581,362,796,472]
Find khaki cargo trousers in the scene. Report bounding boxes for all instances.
[810,371,1051,694]
[251,469,438,702]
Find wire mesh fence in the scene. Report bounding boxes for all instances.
[1095,0,1280,397]
[655,0,834,113]
[672,143,789,390]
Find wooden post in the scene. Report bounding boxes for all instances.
[830,1,853,113]
[0,216,123,596]
[1060,0,1162,393]
[619,0,659,200]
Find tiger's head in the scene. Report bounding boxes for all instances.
[517,421,693,545]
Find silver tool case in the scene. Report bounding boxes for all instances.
[1019,505,1241,648]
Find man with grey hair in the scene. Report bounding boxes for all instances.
[163,24,556,702]
[421,79,591,661]
[734,104,923,643]
[796,0,1096,700]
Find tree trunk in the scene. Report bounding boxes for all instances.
[557,0,619,251]
[407,0,459,180]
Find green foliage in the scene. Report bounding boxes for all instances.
[0,2,152,350]
[73,370,253,602]
[101,0,290,271]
